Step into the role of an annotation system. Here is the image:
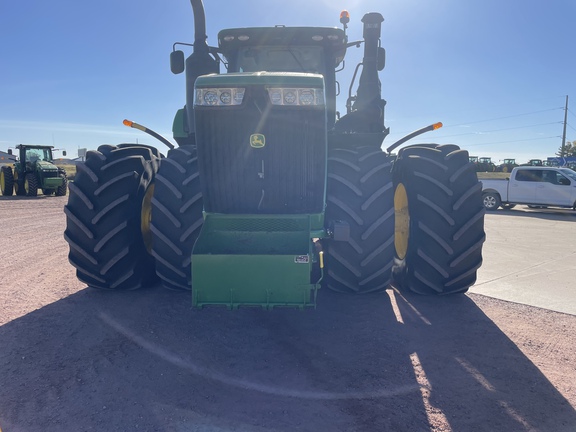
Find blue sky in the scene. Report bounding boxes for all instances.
[1,0,574,163]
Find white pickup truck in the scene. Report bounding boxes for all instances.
[481,166,576,211]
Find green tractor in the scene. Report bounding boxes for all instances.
[521,159,544,167]
[0,145,68,197]
[497,158,518,173]
[475,157,496,172]
[63,1,485,308]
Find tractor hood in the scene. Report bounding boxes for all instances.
[35,160,59,171]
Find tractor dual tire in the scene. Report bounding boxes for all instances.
[64,144,159,290]
[25,173,38,197]
[13,171,25,196]
[150,146,204,291]
[1,166,14,196]
[323,146,395,294]
[55,172,68,196]
[392,144,485,295]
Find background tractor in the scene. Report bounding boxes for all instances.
[497,158,518,173]
[521,159,544,167]
[475,157,496,172]
[0,145,67,197]
[64,1,485,308]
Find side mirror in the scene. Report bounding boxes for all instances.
[170,50,185,74]
[7,149,12,155]
[377,47,385,71]
[62,150,67,157]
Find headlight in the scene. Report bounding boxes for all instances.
[267,88,324,106]
[195,88,245,106]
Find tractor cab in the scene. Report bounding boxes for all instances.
[218,27,347,72]
[20,145,53,164]
[217,26,347,127]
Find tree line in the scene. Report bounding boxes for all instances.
[557,141,576,157]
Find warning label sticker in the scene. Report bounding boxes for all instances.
[294,255,310,264]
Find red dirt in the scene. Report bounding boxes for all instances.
[1,196,575,431]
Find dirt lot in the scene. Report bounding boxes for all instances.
[1,196,575,432]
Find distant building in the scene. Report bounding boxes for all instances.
[0,150,16,164]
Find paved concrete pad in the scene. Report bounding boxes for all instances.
[471,205,576,315]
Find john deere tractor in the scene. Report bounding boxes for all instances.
[0,145,67,197]
[497,158,518,173]
[64,1,485,308]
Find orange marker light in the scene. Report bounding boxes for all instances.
[123,119,146,132]
[340,10,350,24]
[433,122,443,130]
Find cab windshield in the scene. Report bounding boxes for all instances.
[26,147,52,163]
[236,46,325,74]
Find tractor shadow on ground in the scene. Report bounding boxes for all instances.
[0,284,574,431]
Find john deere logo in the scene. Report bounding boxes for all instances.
[250,133,265,148]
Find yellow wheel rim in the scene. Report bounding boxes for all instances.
[141,183,155,254]
[394,183,410,260]
[13,171,19,194]
[0,170,4,192]
[24,177,29,194]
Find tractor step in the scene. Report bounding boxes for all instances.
[191,214,320,309]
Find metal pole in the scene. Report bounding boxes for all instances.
[561,95,568,156]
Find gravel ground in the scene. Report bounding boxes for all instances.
[0,196,575,432]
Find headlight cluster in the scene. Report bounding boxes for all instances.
[267,88,324,106]
[195,88,245,106]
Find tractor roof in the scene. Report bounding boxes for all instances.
[16,144,54,150]
[218,26,347,66]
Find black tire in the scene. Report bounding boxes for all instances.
[392,144,485,295]
[482,192,501,211]
[1,166,14,196]
[25,173,38,197]
[150,146,204,290]
[322,146,395,293]
[55,172,68,196]
[14,171,25,196]
[64,144,159,290]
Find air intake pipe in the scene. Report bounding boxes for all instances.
[334,12,387,136]
[353,13,384,115]
[185,0,219,139]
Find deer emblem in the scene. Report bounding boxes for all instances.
[250,134,266,148]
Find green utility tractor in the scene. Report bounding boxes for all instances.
[475,157,496,172]
[521,159,544,167]
[0,145,67,197]
[497,158,518,173]
[64,1,485,309]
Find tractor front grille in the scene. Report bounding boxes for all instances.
[195,92,326,214]
[42,170,59,179]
